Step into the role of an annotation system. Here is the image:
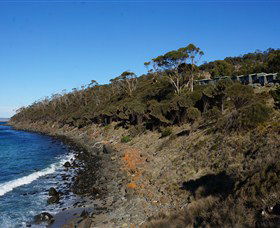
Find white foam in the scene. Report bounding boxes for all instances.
[0,153,75,197]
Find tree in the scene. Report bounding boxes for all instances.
[152,50,187,94]
[116,71,138,97]
[200,60,234,78]
[88,80,99,88]
[183,44,204,92]
[152,43,204,94]
[267,50,280,74]
[144,62,152,73]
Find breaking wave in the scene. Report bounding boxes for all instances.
[0,153,74,196]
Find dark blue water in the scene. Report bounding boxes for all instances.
[0,122,76,227]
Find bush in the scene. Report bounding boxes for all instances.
[204,106,222,121]
[128,125,146,137]
[238,102,272,129]
[270,87,280,109]
[160,127,172,138]
[226,83,254,110]
[221,102,272,131]
[121,135,132,143]
[187,107,201,122]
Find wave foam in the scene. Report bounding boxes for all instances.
[0,153,75,196]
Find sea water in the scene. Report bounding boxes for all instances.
[0,122,76,227]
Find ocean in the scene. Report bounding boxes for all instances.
[0,122,76,227]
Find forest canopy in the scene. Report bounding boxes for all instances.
[11,45,280,131]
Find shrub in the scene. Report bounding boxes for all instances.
[221,102,272,131]
[270,87,280,109]
[160,127,172,138]
[128,125,146,137]
[204,106,222,121]
[121,135,132,143]
[187,107,201,122]
[238,102,272,129]
[226,83,254,110]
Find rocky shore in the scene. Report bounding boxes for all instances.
[11,106,280,227]
[11,113,280,227]
[10,121,173,227]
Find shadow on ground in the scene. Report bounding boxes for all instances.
[181,171,234,198]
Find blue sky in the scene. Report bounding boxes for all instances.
[0,1,279,117]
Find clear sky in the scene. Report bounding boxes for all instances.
[0,0,279,117]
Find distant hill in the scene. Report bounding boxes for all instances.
[0,118,10,122]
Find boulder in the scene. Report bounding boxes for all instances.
[33,212,54,224]
[61,174,69,181]
[47,195,60,204]
[103,144,115,154]
[63,161,71,168]
[48,187,58,196]
[80,209,89,218]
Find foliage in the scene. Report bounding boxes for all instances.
[187,107,201,122]
[121,136,132,143]
[271,87,280,109]
[160,127,173,138]
[221,102,271,131]
[200,48,280,77]
[238,102,272,129]
[150,43,204,93]
[11,46,278,133]
[226,83,254,110]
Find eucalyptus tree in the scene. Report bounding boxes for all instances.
[182,44,204,92]
[115,71,138,97]
[151,43,204,94]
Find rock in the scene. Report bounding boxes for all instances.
[33,212,54,224]
[63,161,71,168]
[80,209,89,218]
[72,161,78,168]
[103,144,115,154]
[48,187,58,196]
[61,174,69,181]
[47,195,60,204]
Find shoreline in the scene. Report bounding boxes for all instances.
[9,121,136,227]
[9,119,196,227]
[0,122,89,227]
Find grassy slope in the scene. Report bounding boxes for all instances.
[11,99,280,227]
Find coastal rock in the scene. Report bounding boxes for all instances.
[47,195,60,204]
[61,174,69,180]
[63,161,71,168]
[48,187,58,196]
[81,209,89,218]
[33,212,54,224]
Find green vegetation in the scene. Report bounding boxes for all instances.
[10,44,280,227]
[11,45,279,133]
[271,87,280,109]
[200,48,280,78]
[160,127,172,138]
[121,135,132,143]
